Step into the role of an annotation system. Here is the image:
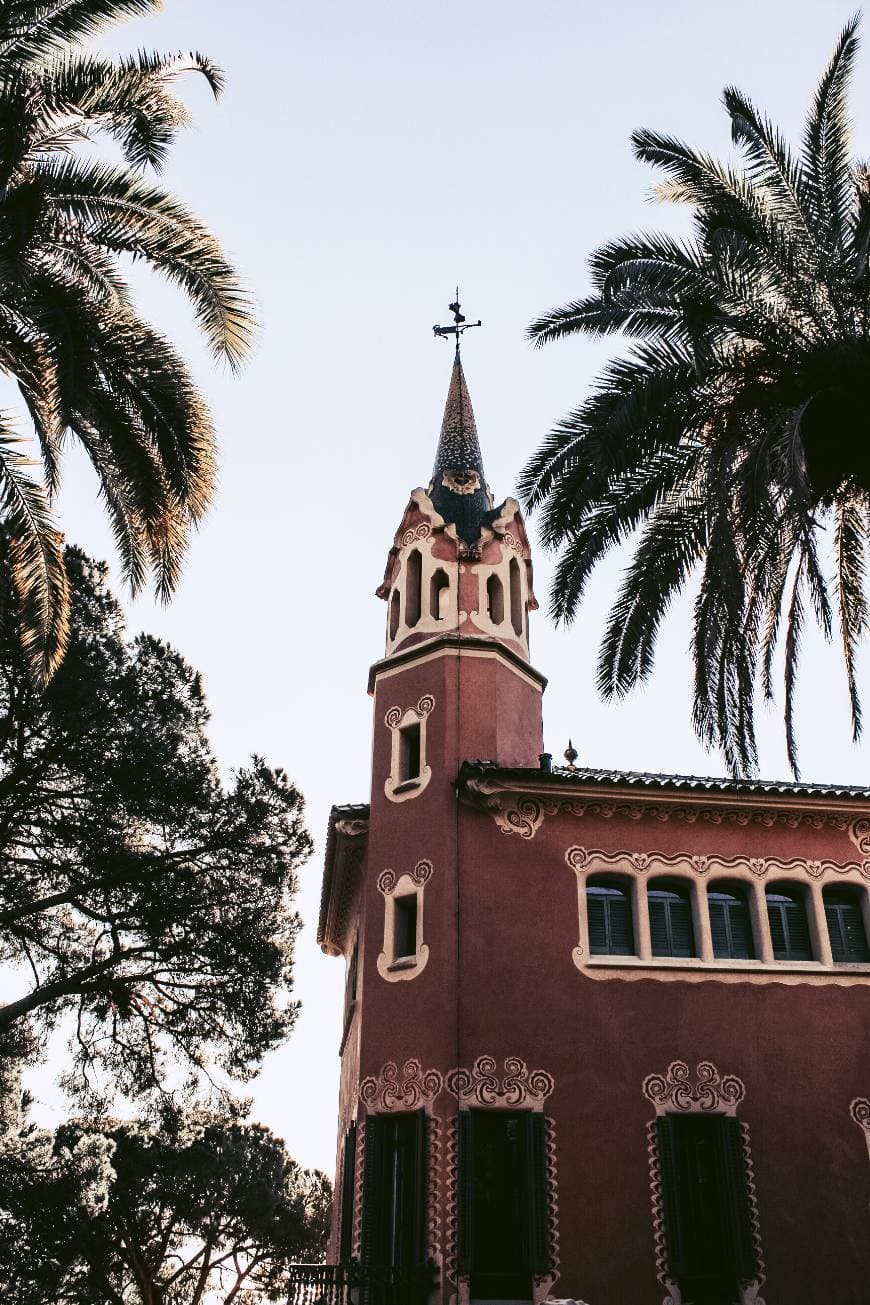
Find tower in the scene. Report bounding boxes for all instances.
[303,307,870,1305]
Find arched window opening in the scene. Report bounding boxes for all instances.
[487,573,505,625]
[405,549,422,628]
[587,879,634,955]
[389,589,400,641]
[766,888,813,961]
[824,888,870,963]
[509,557,523,636]
[430,568,450,621]
[648,881,696,957]
[708,885,755,960]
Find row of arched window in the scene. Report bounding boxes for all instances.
[587,877,870,965]
[388,549,527,643]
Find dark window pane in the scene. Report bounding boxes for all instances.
[399,723,421,782]
[825,892,870,963]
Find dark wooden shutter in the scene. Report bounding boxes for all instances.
[339,1121,357,1261]
[728,899,754,959]
[718,1117,759,1278]
[826,899,870,962]
[709,899,730,956]
[655,1116,687,1276]
[360,1116,385,1264]
[609,894,633,954]
[524,1113,552,1275]
[649,898,671,956]
[784,899,812,959]
[767,899,787,956]
[412,1111,428,1265]
[456,1112,475,1277]
[669,897,694,956]
[587,895,608,952]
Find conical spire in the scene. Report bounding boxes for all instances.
[429,349,493,545]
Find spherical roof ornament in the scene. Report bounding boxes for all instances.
[564,738,578,769]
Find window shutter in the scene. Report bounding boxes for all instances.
[728,900,754,959]
[587,896,608,953]
[655,1116,687,1276]
[608,895,633,954]
[827,901,870,962]
[783,899,812,960]
[718,1117,759,1279]
[767,900,787,956]
[669,898,694,956]
[525,1112,552,1275]
[709,899,730,956]
[649,898,671,956]
[456,1112,475,1277]
[843,904,870,962]
[360,1116,385,1264]
[339,1121,357,1261]
[412,1111,428,1266]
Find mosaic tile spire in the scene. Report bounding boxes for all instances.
[429,348,493,544]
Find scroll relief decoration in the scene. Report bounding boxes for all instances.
[377,858,433,896]
[477,787,854,841]
[644,1062,765,1305]
[360,1059,445,1112]
[441,469,480,495]
[643,1060,745,1116]
[850,1098,870,1159]
[446,1055,555,1108]
[384,694,434,730]
[400,523,431,547]
[359,1055,554,1112]
[566,845,870,882]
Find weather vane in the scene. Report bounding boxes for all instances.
[433,288,481,353]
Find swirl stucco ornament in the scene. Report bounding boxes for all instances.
[446,1055,554,1107]
[359,1058,444,1112]
[851,1097,870,1159]
[377,858,433,897]
[643,1060,745,1116]
[384,694,434,730]
[401,523,431,547]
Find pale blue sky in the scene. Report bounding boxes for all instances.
[29,0,870,1171]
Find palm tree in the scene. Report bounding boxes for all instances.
[0,0,254,682]
[522,15,870,778]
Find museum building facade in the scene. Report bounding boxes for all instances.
[305,348,870,1305]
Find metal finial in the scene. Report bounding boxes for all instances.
[433,287,481,353]
[564,738,578,768]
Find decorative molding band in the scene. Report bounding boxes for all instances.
[534,1116,560,1305]
[446,1055,554,1108]
[644,1062,765,1305]
[384,694,434,729]
[360,1059,444,1112]
[567,844,870,882]
[378,858,433,896]
[467,783,855,840]
[643,1060,745,1116]
[850,1097,870,1159]
[428,1116,443,1265]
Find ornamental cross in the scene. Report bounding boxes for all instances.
[432,288,481,351]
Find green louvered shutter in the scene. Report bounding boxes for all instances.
[339,1121,357,1261]
[412,1111,429,1265]
[718,1116,759,1279]
[655,1116,687,1276]
[360,1115,385,1264]
[587,895,608,952]
[456,1112,475,1277]
[525,1113,552,1275]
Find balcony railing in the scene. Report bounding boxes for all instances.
[287,1261,436,1305]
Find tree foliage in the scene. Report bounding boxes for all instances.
[523,15,870,775]
[0,0,255,682]
[0,548,311,1100]
[0,1097,330,1304]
